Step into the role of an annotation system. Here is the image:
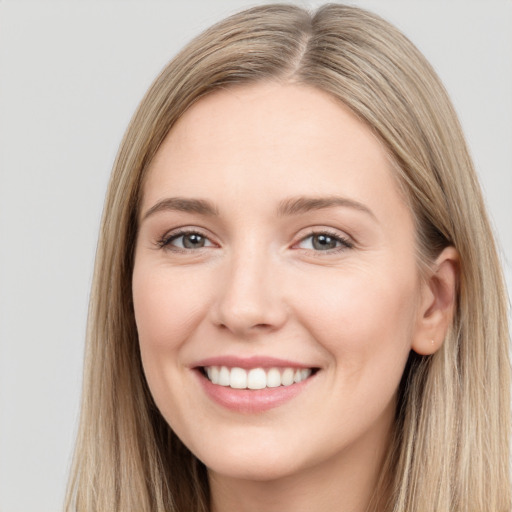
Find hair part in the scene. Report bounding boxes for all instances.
[66,4,511,511]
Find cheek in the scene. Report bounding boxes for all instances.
[292,268,418,445]
[132,262,212,426]
[293,263,419,376]
[132,263,209,353]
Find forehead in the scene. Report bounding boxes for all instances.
[143,82,410,226]
[152,82,386,172]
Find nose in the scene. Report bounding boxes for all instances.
[211,247,288,338]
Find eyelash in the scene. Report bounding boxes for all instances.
[156,228,353,254]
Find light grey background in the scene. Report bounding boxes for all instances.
[0,1,510,511]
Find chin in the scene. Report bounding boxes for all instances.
[196,441,306,482]
[206,457,300,483]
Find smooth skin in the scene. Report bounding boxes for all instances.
[132,82,458,512]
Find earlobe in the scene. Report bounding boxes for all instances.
[411,246,459,356]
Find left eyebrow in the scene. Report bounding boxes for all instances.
[276,195,377,222]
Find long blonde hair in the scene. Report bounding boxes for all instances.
[66,4,511,511]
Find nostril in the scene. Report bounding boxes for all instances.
[253,323,273,329]
[215,317,282,336]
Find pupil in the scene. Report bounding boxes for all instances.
[183,234,205,248]
[313,234,337,250]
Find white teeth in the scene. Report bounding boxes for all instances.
[266,368,281,388]
[281,368,294,386]
[203,366,313,389]
[230,367,247,389]
[247,368,266,390]
[209,366,219,383]
[218,366,230,386]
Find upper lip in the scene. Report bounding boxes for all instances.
[192,355,317,370]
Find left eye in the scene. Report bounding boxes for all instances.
[297,233,349,251]
[167,232,213,249]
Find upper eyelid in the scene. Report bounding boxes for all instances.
[293,226,354,244]
[162,226,213,239]
[293,232,353,250]
[158,227,216,248]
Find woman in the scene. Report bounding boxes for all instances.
[65,4,511,511]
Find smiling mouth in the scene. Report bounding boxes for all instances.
[199,366,318,390]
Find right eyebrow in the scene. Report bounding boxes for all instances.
[141,197,219,222]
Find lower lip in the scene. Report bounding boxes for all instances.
[195,370,316,413]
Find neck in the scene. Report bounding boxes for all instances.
[208,420,393,512]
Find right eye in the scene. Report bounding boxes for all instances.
[160,231,214,250]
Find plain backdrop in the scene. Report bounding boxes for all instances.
[0,1,510,511]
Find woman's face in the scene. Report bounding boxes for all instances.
[133,83,428,482]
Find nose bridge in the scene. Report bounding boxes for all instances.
[213,237,286,336]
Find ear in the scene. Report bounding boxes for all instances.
[411,246,459,356]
